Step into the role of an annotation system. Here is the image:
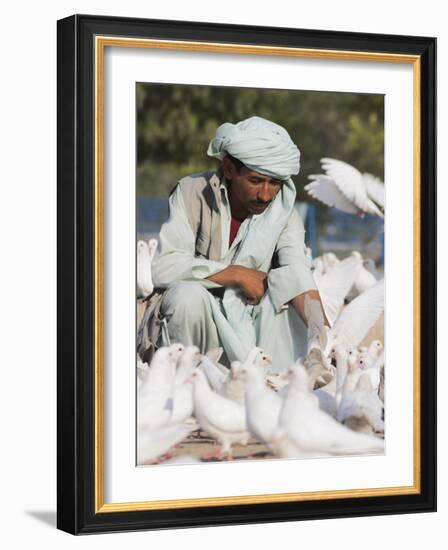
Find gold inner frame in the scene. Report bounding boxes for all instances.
[94,36,421,513]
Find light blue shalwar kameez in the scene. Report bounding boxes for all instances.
[151,116,317,372]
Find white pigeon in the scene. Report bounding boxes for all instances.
[219,347,272,403]
[191,368,249,460]
[377,351,385,403]
[279,364,384,457]
[313,384,338,417]
[327,278,385,353]
[305,158,384,217]
[366,339,383,361]
[350,251,378,295]
[304,348,334,389]
[219,361,246,404]
[238,361,283,447]
[322,252,340,271]
[137,344,183,431]
[137,354,150,390]
[137,422,195,465]
[340,351,363,398]
[357,351,382,393]
[270,428,326,459]
[147,238,158,260]
[315,344,350,415]
[363,173,385,209]
[312,256,325,276]
[245,347,273,369]
[171,346,201,424]
[137,240,154,298]
[315,255,363,326]
[337,372,384,434]
[206,347,225,364]
[357,350,375,369]
[312,253,340,281]
[175,346,200,383]
[199,354,228,393]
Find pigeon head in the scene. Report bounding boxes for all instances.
[169,342,185,362]
[188,370,197,384]
[358,357,368,370]
[330,344,346,360]
[245,347,271,367]
[357,351,373,368]
[254,350,272,367]
[180,346,201,364]
[137,240,149,255]
[148,238,158,251]
[289,364,310,391]
[326,252,339,264]
[177,346,201,378]
[370,340,383,351]
[189,368,205,384]
[151,346,176,365]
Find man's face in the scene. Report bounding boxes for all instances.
[223,157,283,219]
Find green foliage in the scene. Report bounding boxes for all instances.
[137,83,384,199]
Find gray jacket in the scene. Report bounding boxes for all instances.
[137,170,225,362]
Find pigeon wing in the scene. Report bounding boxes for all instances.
[316,256,363,326]
[200,392,247,433]
[206,347,225,365]
[305,175,358,214]
[321,158,383,217]
[200,356,228,393]
[364,173,385,208]
[138,423,193,464]
[331,279,385,350]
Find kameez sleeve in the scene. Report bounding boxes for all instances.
[152,186,226,289]
[267,208,317,312]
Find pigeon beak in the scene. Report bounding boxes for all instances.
[187,371,198,383]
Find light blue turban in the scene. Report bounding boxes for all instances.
[207,116,301,180]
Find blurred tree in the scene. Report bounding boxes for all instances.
[137,84,384,199]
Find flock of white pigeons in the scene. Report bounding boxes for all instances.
[136,158,385,466]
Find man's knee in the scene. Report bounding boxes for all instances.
[161,281,211,319]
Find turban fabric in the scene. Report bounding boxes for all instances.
[207,116,301,181]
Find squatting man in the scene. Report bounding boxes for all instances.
[137,116,328,371]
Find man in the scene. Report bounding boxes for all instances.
[137,116,326,371]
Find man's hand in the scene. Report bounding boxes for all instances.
[236,267,268,305]
[291,290,330,328]
[207,265,268,305]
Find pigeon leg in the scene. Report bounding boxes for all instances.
[143,458,161,465]
[159,450,174,461]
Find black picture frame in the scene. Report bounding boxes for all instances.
[57,14,436,535]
